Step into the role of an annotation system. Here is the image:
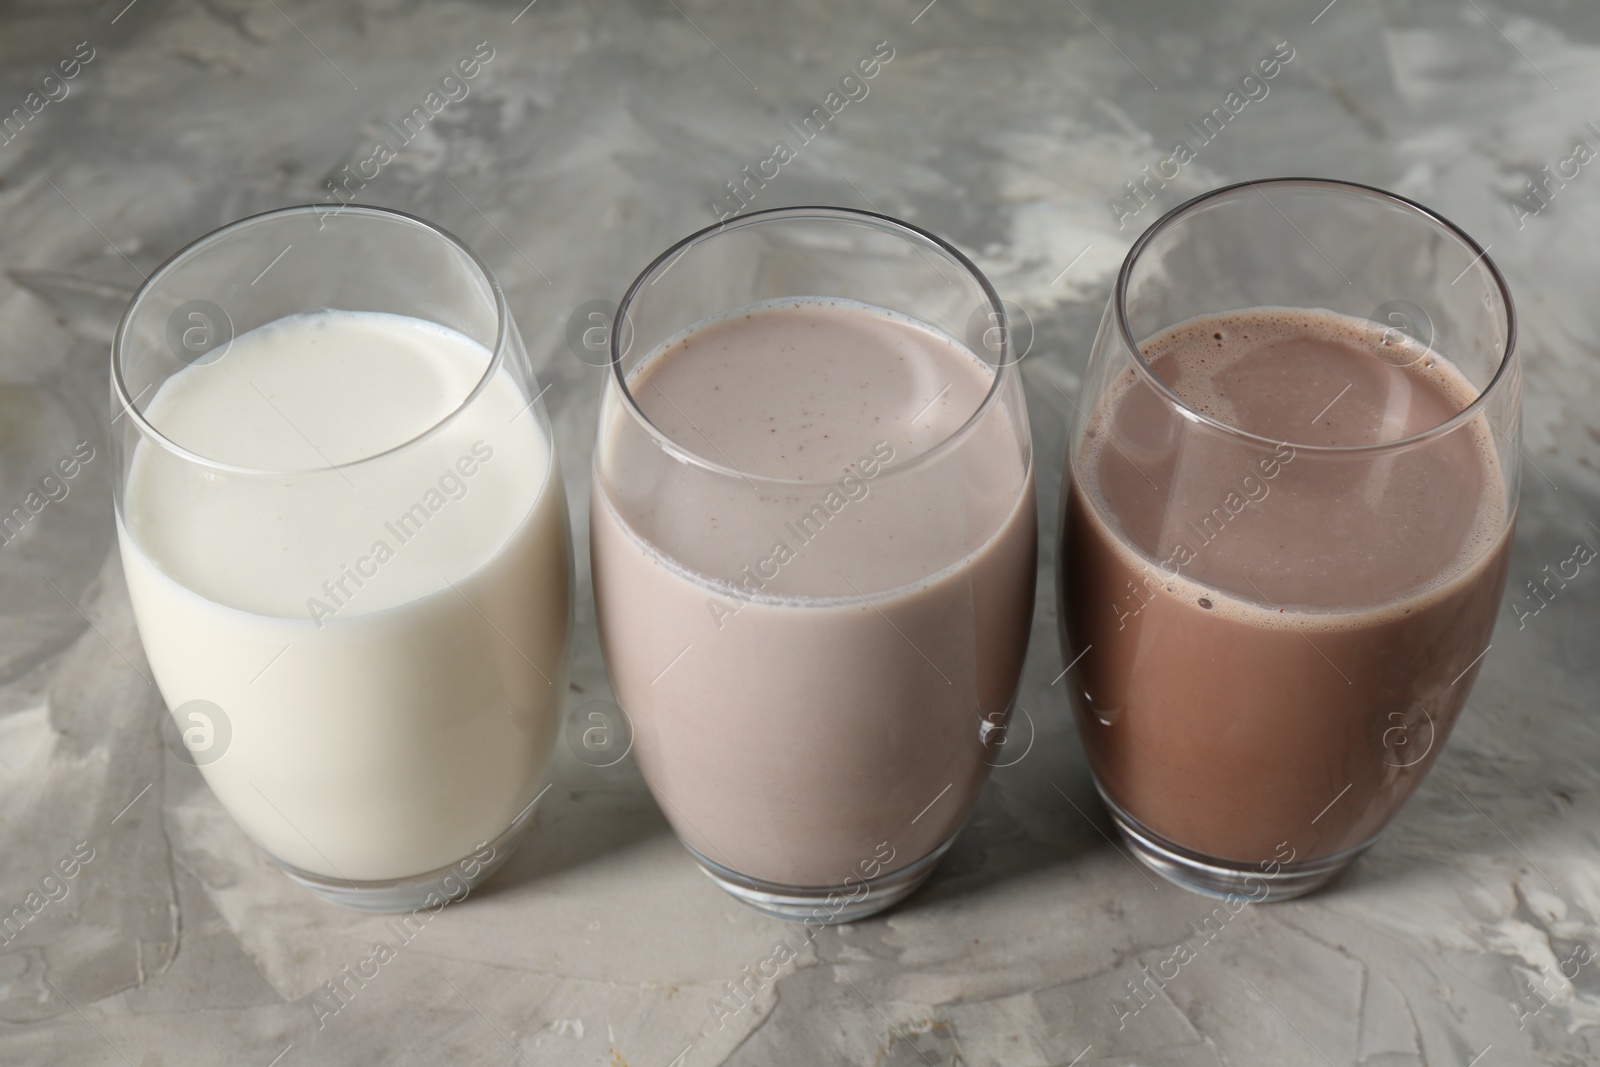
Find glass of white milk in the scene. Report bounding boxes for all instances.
[111,206,572,911]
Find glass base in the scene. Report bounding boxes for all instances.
[265,800,536,913]
[1098,787,1377,902]
[685,831,960,924]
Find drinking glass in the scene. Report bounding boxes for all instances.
[1060,178,1519,900]
[590,207,1037,922]
[112,205,572,912]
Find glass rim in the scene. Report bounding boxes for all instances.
[609,205,1017,487]
[111,203,513,476]
[1114,176,1519,456]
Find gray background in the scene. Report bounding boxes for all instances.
[1,0,1597,1064]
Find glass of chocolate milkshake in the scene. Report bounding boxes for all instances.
[1060,178,1519,900]
[590,208,1037,922]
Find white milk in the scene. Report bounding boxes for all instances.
[120,311,570,881]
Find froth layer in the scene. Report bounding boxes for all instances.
[626,296,995,482]
[1138,306,1481,441]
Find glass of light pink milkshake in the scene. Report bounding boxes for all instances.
[1060,179,1520,901]
[591,207,1037,922]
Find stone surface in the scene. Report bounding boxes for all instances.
[0,1,1596,1064]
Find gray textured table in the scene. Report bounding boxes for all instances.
[1,1,1597,1064]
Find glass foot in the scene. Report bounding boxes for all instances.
[1099,788,1376,902]
[684,831,960,925]
[265,801,537,913]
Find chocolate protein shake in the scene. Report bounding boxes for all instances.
[1063,306,1512,867]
